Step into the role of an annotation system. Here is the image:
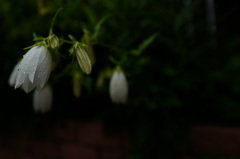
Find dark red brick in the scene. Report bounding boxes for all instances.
[190,125,240,156]
[52,122,77,142]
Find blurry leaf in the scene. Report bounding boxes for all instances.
[174,0,200,31]
[131,33,158,56]
[0,1,11,14]
[163,95,182,108]
[68,34,76,42]
[32,32,43,41]
[147,99,158,109]
[230,82,240,93]
[172,78,192,89]
[225,55,240,71]
[92,14,112,40]
[109,56,119,65]
[82,5,97,25]
[163,67,177,76]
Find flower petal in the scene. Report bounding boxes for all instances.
[32,46,52,90]
[9,60,21,87]
[33,84,53,113]
[21,78,36,93]
[22,47,40,83]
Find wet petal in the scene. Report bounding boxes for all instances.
[31,46,52,90]
[14,45,52,93]
[9,60,21,87]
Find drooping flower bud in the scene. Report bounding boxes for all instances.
[33,84,53,113]
[14,45,52,93]
[109,68,128,104]
[73,42,92,75]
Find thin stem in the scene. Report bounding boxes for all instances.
[49,8,63,34]
[61,39,75,44]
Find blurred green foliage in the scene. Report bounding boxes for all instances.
[1,0,240,158]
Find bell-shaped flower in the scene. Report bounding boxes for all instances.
[109,69,128,104]
[33,84,53,113]
[14,45,52,93]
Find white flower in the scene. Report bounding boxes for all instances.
[109,70,128,104]
[14,45,52,93]
[33,84,53,113]
[8,60,22,87]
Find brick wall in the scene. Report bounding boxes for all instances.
[2,122,240,159]
[182,125,240,159]
[190,125,240,156]
[0,121,131,159]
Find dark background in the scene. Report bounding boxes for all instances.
[1,0,240,158]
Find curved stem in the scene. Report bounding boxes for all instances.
[49,8,63,34]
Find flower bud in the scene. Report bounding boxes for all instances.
[73,42,92,75]
[48,34,59,49]
[109,68,128,104]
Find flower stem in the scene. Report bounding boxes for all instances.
[49,8,63,34]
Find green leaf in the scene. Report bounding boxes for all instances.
[92,14,112,40]
[82,5,97,25]
[68,34,76,42]
[109,56,119,65]
[174,0,200,31]
[131,33,158,56]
